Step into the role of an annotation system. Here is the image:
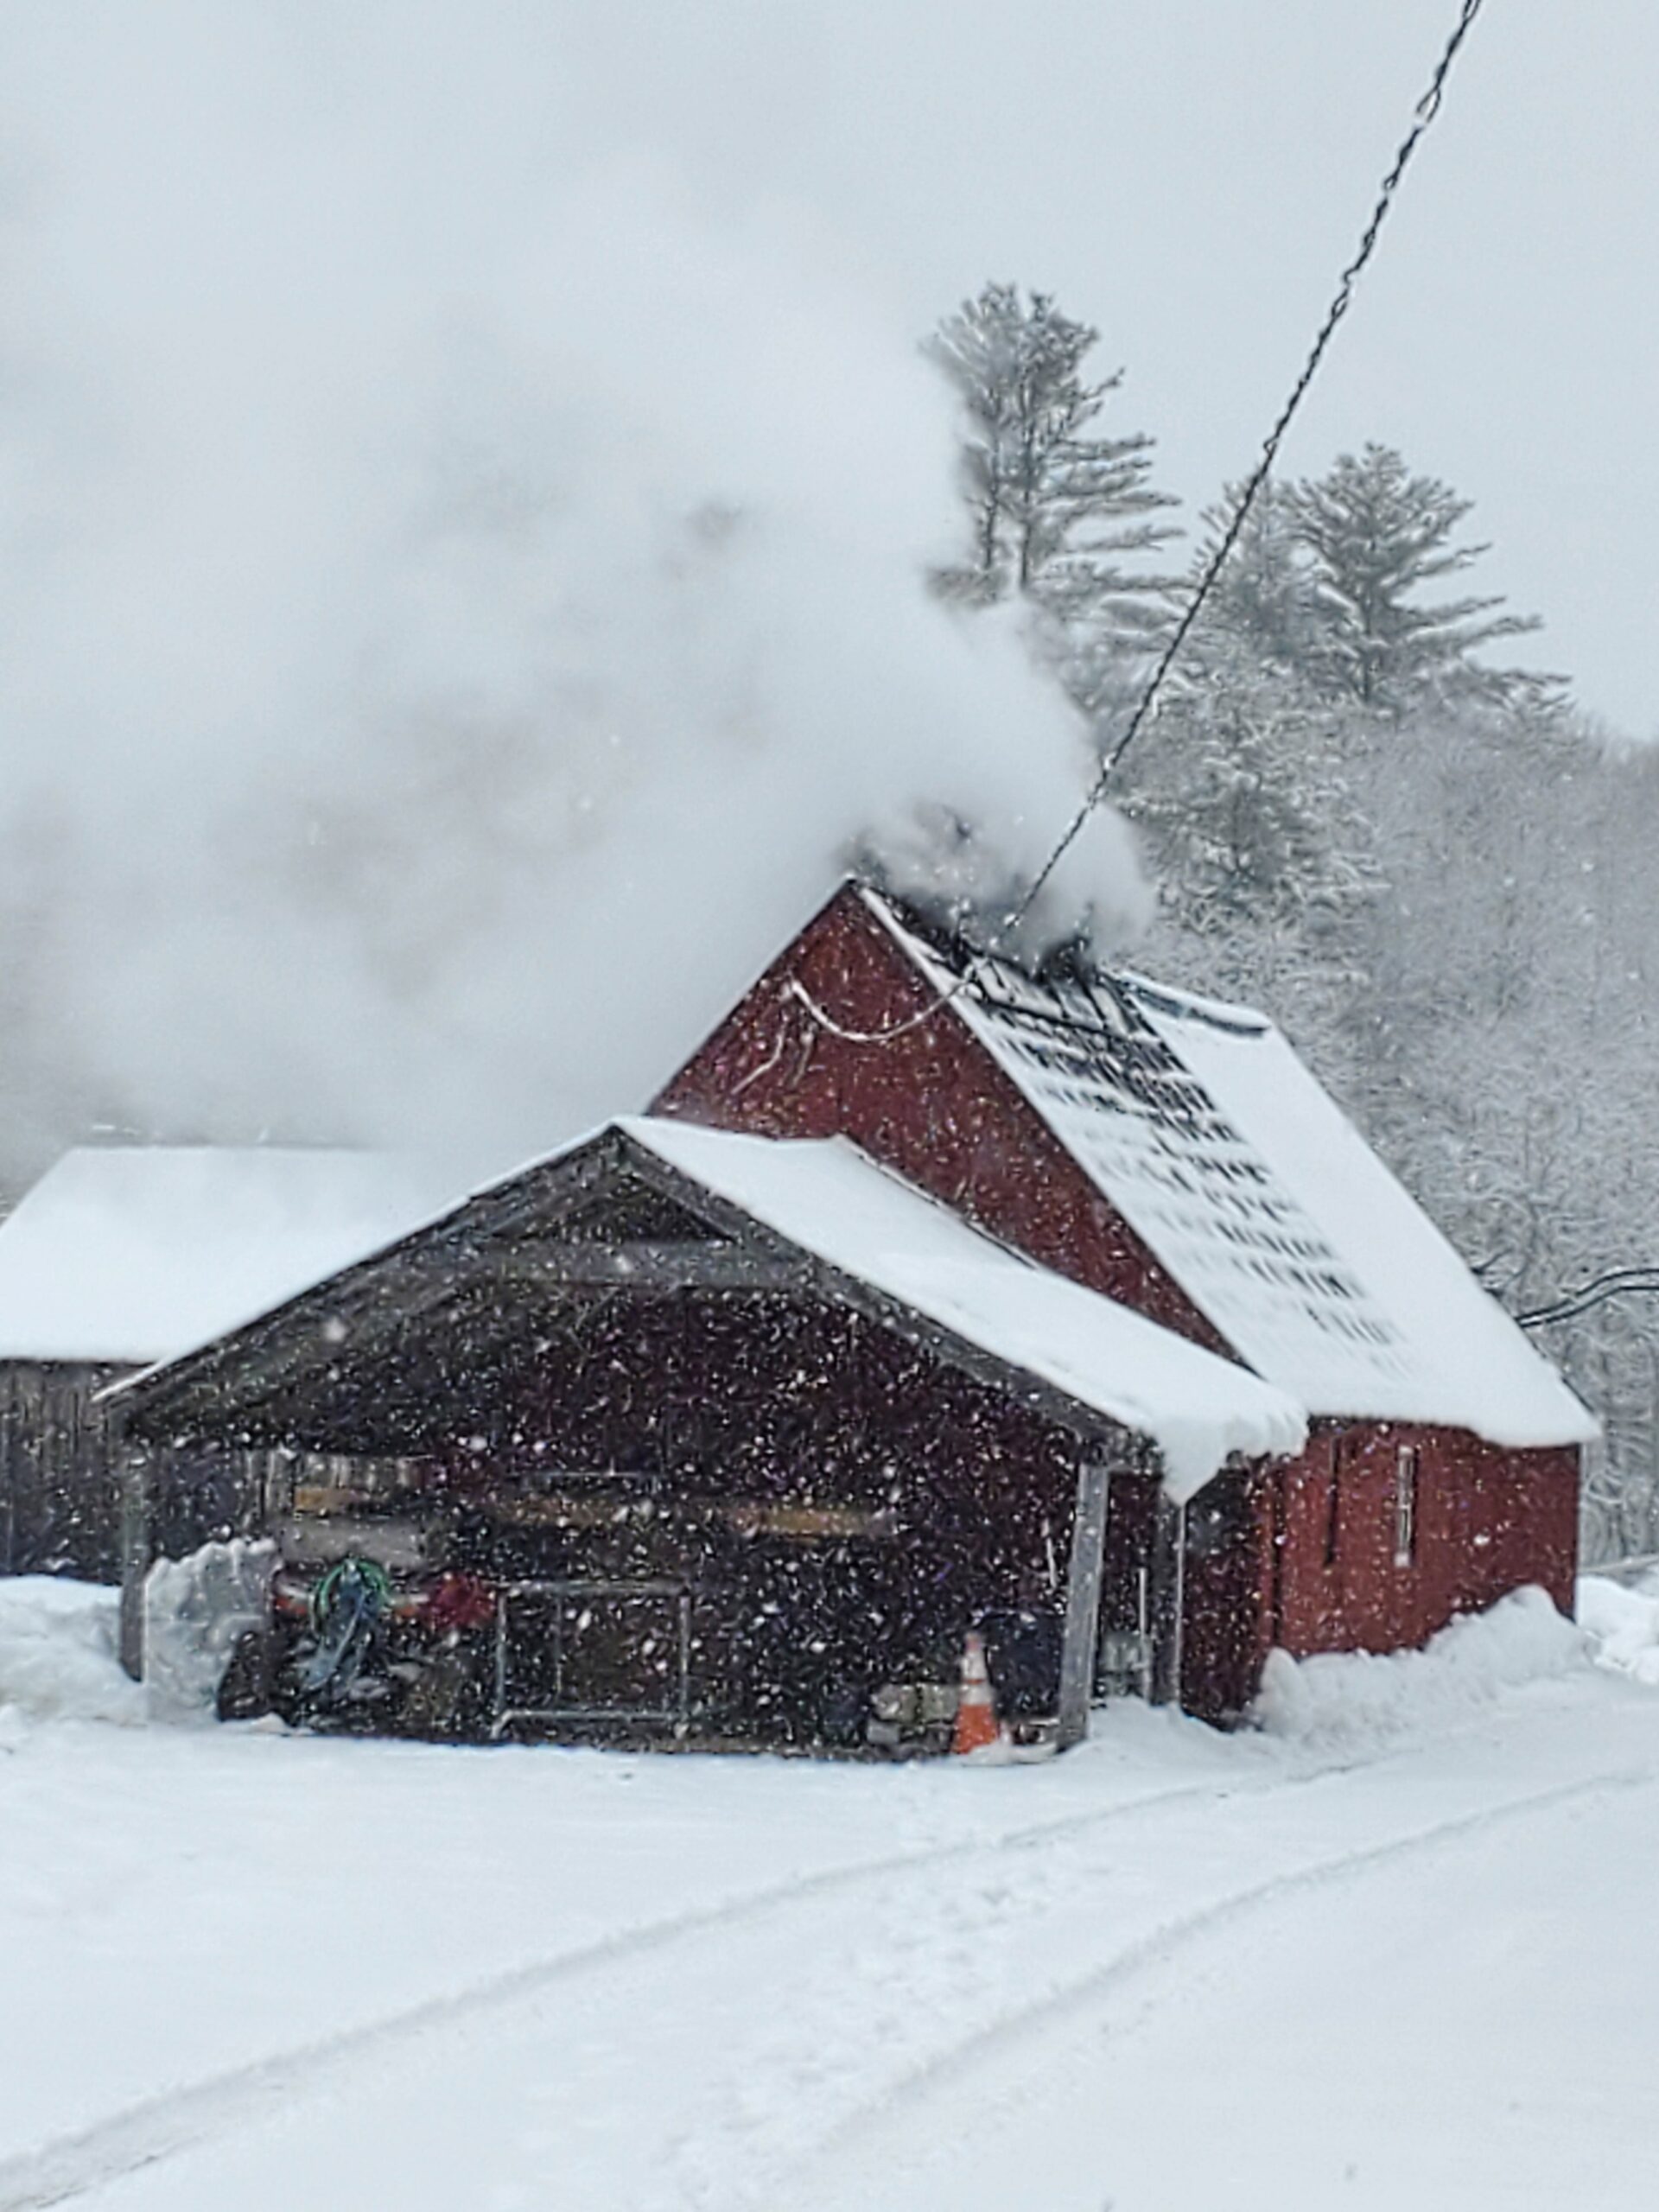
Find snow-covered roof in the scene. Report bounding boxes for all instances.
[0,1147,461,1365]
[620,1117,1306,1500]
[110,1121,1306,1501]
[865,892,1593,1449]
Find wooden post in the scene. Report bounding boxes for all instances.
[1148,1491,1185,1708]
[118,1449,153,1681]
[1,1377,13,1576]
[1057,1458,1110,1749]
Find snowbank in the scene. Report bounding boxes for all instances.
[1254,1586,1586,1748]
[3,1567,1654,1758]
[144,1539,276,1723]
[0,1547,273,1733]
[0,1578,144,1727]
[1577,1573,1659,1687]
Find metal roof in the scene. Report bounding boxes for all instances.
[864,889,1593,1447]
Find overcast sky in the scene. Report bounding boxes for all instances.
[524,0,1656,733]
[0,1,1651,1170]
[8,0,1652,731]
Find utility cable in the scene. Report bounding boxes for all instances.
[1517,1268,1659,1331]
[1014,0,1489,921]
[794,0,1491,1049]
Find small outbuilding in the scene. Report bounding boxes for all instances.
[113,1118,1300,1750]
[0,1146,448,1581]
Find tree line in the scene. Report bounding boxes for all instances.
[927,282,1659,1560]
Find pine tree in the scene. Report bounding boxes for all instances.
[1184,479,1325,675]
[1281,443,1550,711]
[925,284,1178,663]
[1122,642,1376,950]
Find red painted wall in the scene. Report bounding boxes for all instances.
[1266,1423,1579,1662]
[655,880,1583,1715]
[1179,1428,1579,1721]
[652,883,1229,1353]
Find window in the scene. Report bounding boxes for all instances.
[1323,1461,1342,1568]
[1393,1446,1419,1568]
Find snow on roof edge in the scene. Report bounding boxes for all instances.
[621,1116,1307,1500]
[0,1147,464,1367]
[860,887,1592,1450]
[110,1117,1306,1500]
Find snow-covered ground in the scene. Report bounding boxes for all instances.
[3,1577,1657,2211]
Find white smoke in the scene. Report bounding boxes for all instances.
[0,3,1145,1181]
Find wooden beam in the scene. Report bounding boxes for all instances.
[1148,1491,1185,1707]
[121,1239,808,1440]
[117,1450,153,1681]
[1057,1457,1110,1748]
[479,1246,813,1293]
[109,1129,644,1432]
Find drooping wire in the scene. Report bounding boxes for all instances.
[1011,0,1489,924]
[792,0,1491,1050]
[1517,1268,1659,1332]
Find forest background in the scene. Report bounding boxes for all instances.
[929,283,1659,1561]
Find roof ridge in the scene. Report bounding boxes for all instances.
[857,878,1270,1042]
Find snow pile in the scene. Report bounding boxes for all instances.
[1577,1573,1659,1687]
[144,1539,276,1724]
[0,1578,144,1728]
[0,1548,274,1732]
[1254,1586,1586,1747]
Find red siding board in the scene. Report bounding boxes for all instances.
[653,884,1230,1355]
[1268,1424,1580,1665]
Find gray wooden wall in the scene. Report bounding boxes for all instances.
[1,1362,136,1580]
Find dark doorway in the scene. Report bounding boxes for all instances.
[1179,1473,1262,1724]
[1094,1472,1158,1700]
[494,1580,692,1732]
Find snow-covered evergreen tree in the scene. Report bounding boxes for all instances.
[1116,644,1378,1067]
[925,284,1178,705]
[1183,479,1326,675]
[1282,443,1551,710]
[1120,438,1659,1558]
[1122,654,1371,941]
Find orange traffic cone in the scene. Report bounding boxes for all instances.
[952,1629,1002,1756]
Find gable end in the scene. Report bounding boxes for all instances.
[652,881,1233,1357]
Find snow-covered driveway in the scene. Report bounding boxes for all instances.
[2,1582,1656,2211]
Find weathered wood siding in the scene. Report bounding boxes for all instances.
[2,1360,285,1586]
[0,1361,134,1580]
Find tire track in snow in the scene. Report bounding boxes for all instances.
[3,1712,1620,2211]
[0,1767,1253,2212]
[785,1761,1658,2205]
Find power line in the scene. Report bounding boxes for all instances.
[796,0,1492,1052]
[1518,1268,1659,1331]
[1012,0,1490,925]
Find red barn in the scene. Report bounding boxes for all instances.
[653,879,1595,1720]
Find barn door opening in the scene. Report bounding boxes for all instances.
[493,1580,692,1734]
[1094,1472,1159,1700]
[1179,1473,1261,1725]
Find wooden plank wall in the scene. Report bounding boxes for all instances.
[3,1362,292,1584]
[0,1361,135,1580]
